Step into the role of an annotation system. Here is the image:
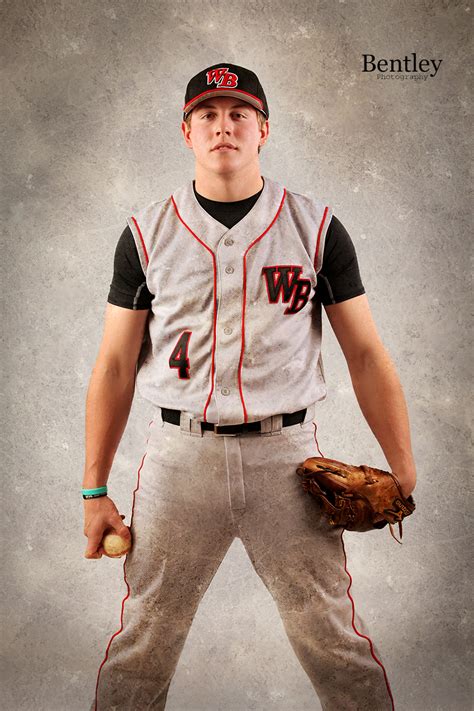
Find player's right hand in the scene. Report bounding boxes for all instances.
[83,496,131,559]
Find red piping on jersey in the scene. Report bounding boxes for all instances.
[92,414,156,711]
[171,195,217,422]
[313,206,329,272]
[237,188,287,423]
[131,216,149,266]
[183,87,264,114]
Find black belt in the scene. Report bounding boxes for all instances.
[160,407,307,434]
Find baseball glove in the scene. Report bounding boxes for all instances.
[296,456,416,544]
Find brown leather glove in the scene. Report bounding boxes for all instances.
[296,456,416,544]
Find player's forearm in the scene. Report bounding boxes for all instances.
[347,347,417,488]
[82,363,136,488]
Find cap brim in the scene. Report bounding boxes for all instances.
[183,88,267,118]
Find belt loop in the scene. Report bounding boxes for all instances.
[156,406,165,428]
[260,413,282,436]
[151,407,160,425]
[180,411,203,437]
[271,413,283,434]
[303,403,316,425]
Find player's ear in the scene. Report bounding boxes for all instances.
[259,119,269,148]
[181,120,193,149]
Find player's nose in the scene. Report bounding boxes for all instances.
[215,115,233,134]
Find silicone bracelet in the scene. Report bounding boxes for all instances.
[82,486,108,499]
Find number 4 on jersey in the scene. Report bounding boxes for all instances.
[169,330,192,379]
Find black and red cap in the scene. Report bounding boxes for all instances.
[183,62,269,120]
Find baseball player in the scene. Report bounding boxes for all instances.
[83,62,417,710]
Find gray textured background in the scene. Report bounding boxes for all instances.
[2,1,472,709]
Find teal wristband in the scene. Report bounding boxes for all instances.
[82,486,108,499]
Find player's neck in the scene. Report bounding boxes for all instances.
[194,167,264,202]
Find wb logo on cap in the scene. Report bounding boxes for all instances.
[206,67,239,88]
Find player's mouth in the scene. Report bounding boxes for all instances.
[212,143,237,151]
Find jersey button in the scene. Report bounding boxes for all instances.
[225,266,234,274]
[224,237,234,246]
[221,387,230,396]
[224,327,233,335]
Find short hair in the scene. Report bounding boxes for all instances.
[184,108,268,154]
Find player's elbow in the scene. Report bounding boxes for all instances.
[347,341,392,372]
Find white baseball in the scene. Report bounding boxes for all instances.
[102,527,132,558]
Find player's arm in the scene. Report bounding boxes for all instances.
[82,304,150,559]
[82,227,152,559]
[320,220,417,497]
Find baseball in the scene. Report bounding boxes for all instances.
[102,527,132,558]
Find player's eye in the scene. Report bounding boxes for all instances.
[200,111,246,119]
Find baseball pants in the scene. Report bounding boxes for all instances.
[90,404,395,711]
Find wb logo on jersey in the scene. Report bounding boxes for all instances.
[261,265,312,314]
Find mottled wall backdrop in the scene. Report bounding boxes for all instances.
[2,1,471,709]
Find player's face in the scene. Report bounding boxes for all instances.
[181,96,268,176]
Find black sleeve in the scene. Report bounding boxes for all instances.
[107,226,154,310]
[314,215,366,305]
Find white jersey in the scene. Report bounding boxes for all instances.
[127,176,333,425]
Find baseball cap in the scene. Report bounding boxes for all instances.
[183,62,269,120]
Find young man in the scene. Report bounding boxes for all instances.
[84,63,417,710]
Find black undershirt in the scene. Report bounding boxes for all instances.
[107,181,366,309]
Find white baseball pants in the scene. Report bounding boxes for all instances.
[89,405,395,710]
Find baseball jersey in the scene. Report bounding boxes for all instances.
[124,176,347,425]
